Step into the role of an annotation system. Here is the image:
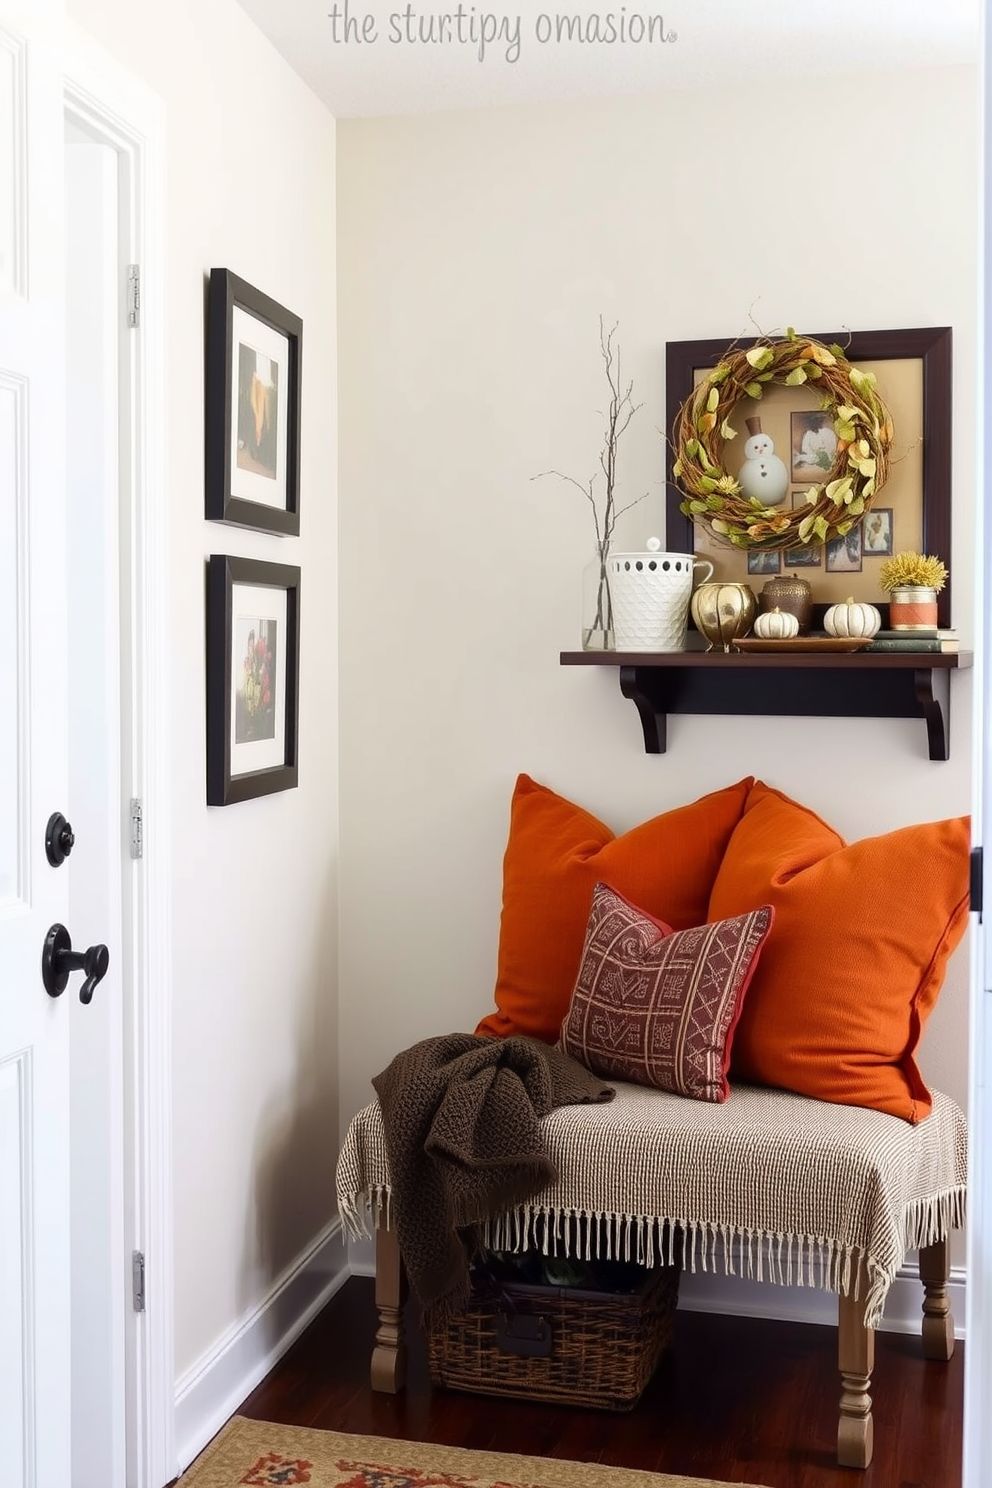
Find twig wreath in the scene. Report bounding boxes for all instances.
[672,330,894,552]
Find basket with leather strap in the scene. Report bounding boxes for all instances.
[427,1261,680,1412]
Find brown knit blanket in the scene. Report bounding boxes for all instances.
[371,1032,615,1318]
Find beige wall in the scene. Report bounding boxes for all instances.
[336,69,980,1141]
[67,0,340,1377]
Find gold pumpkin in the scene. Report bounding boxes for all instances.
[753,606,799,640]
[823,597,882,638]
[690,582,757,652]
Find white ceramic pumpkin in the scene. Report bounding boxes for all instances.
[823,597,882,638]
[753,606,799,640]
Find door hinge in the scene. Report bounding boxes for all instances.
[126,263,140,328]
[130,798,143,860]
[971,845,983,918]
[132,1251,146,1313]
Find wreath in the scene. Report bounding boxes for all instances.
[671,330,893,552]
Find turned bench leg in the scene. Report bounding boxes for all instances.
[371,1225,408,1393]
[920,1234,955,1361]
[838,1277,875,1469]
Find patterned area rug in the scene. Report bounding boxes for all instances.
[178,1418,768,1488]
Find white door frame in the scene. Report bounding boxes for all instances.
[964,7,990,1479]
[63,27,174,1488]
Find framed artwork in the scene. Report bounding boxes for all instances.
[790,410,838,481]
[825,527,863,574]
[747,548,781,576]
[206,555,300,806]
[206,268,302,535]
[784,492,823,568]
[665,326,953,627]
[862,507,894,556]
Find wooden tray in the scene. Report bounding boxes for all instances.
[732,636,873,654]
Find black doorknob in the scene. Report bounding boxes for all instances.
[42,923,109,1005]
[45,812,76,867]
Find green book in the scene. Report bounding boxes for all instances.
[872,627,941,640]
[866,636,956,653]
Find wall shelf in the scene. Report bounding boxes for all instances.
[559,648,973,761]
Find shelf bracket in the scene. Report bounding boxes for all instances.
[914,666,951,761]
[619,666,667,754]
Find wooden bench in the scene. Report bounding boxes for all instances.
[336,1082,967,1470]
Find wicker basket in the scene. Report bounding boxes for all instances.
[427,1263,680,1412]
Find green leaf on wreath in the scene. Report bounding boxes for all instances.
[745,381,764,399]
[825,476,853,504]
[719,418,738,440]
[784,366,808,386]
[706,386,720,413]
[746,346,774,370]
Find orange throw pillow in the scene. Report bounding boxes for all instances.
[707,781,971,1122]
[475,774,753,1045]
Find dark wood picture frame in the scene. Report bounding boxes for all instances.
[206,555,300,806]
[664,326,953,628]
[206,268,302,535]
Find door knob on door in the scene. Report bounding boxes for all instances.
[42,923,109,1004]
[45,811,76,867]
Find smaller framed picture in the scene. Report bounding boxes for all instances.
[825,527,863,574]
[791,410,838,480]
[783,544,822,569]
[784,489,823,567]
[862,507,894,556]
[206,268,302,535]
[206,556,300,806]
[747,548,781,576]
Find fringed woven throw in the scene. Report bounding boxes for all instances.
[337,1081,967,1329]
[369,1033,615,1318]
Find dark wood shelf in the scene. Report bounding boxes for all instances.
[560,648,973,761]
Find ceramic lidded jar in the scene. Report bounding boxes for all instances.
[758,574,813,634]
[690,581,757,652]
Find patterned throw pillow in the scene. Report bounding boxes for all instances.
[559,883,773,1104]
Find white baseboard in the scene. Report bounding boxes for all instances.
[677,1261,966,1338]
[174,1221,351,1474]
[347,1235,966,1338]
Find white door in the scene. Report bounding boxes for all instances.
[0,1,74,1485]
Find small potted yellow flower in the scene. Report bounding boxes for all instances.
[878,551,948,630]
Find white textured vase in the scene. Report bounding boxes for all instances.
[608,543,713,652]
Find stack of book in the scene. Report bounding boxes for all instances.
[865,628,959,654]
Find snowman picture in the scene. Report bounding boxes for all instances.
[737,415,789,507]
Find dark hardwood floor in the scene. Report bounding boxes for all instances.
[234,1276,963,1488]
